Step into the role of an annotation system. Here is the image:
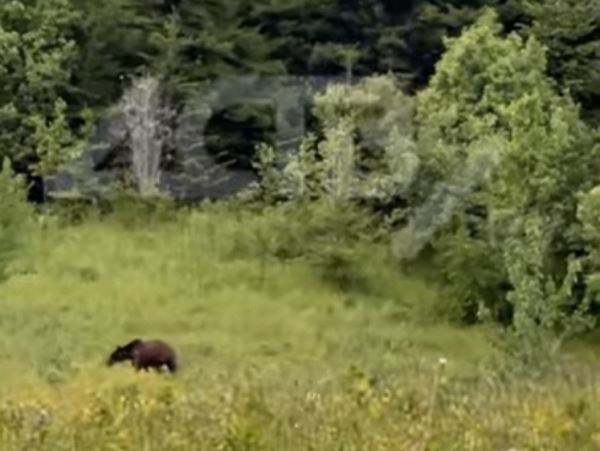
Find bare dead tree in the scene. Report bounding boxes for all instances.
[120,75,175,196]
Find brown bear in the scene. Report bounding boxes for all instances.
[107,338,178,373]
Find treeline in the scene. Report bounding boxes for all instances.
[1,0,599,187]
[0,0,600,359]
[69,0,600,115]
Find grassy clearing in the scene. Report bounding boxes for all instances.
[0,203,598,449]
[0,204,492,383]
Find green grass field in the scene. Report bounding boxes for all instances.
[0,204,599,450]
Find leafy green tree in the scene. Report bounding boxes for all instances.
[407,0,525,86]
[409,0,599,122]
[414,9,600,329]
[0,0,92,184]
[256,75,418,207]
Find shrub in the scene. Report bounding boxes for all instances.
[102,188,181,228]
[256,75,419,209]
[0,158,33,281]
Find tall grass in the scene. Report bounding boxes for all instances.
[0,200,598,449]
[0,360,599,450]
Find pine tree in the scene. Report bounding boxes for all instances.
[70,0,149,107]
[407,0,525,86]
[252,0,415,83]
[522,0,600,124]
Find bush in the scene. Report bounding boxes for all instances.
[255,75,419,208]
[102,188,181,228]
[220,200,378,291]
[0,159,33,282]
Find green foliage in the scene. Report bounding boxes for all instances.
[417,9,550,177]
[2,180,600,449]
[56,0,599,200]
[2,2,600,447]
[414,9,600,334]
[102,188,180,228]
[433,220,506,324]
[87,0,287,99]
[0,0,92,177]
[0,203,491,377]
[43,198,102,226]
[410,0,599,122]
[502,213,594,364]
[408,0,525,84]
[70,0,149,106]
[30,99,93,177]
[0,211,597,449]
[253,0,414,82]
[220,200,376,288]
[523,0,600,124]
[255,144,280,204]
[257,75,418,207]
[0,159,33,281]
[576,186,600,310]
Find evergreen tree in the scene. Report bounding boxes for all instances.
[252,0,415,83]
[70,0,149,108]
[407,0,525,86]
[522,0,600,124]
[152,0,286,169]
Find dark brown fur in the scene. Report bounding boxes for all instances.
[107,338,178,373]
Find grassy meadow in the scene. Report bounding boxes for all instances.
[1,0,599,448]
[0,201,599,450]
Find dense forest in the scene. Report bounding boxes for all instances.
[0,0,600,449]
[2,0,599,195]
